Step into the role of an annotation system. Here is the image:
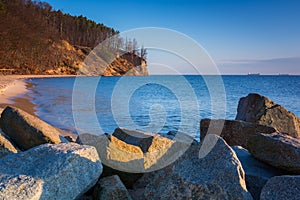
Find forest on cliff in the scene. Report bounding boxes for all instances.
[0,0,147,75]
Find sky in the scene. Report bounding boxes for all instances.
[45,0,300,75]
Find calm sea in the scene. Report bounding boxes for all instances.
[19,75,300,139]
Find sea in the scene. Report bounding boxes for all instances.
[16,75,300,140]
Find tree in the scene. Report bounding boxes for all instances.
[140,45,147,60]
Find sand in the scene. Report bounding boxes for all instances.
[0,75,77,114]
[0,75,78,139]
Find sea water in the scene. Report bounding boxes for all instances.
[21,75,300,139]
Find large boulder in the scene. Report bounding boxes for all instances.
[260,175,300,200]
[79,128,192,173]
[200,119,276,148]
[76,132,144,188]
[93,175,132,200]
[0,106,64,150]
[76,129,193,188]
[112,128,193,171]
[247,132,300,173]
[235,93,300,138]
[143,134,253,200]
[0,143,103,199]
[232,146,287,200]
[0,129,19,158]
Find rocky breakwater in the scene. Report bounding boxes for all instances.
[0,106,103,199]
[76,127,194,188]
[140,134,253,200]
[77,128,254,199]
[200,93,300,199]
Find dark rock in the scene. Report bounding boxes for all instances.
[0,129,19,158]
[248,132,300,173]
[93,175,132,200]
[235,93,300,138]
[260,175,300,200]
[143,134,253,200]
[0,106,63,150]
[112,127,156,153]
[0,143,102,199]
[232,146,288,200]
[200,119,276,148]
[64,135,76,142]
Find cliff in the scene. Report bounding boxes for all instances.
[0,0,148,76]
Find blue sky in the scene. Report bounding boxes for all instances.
[46,0,300,74]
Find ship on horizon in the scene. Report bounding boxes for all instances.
[278,73,289,76]
[248,73,260,76]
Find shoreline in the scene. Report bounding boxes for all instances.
[0,75,77,114]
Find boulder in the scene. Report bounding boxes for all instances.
[76,129,193,188]
[200,119,276,148]
[143,134,253,200]
[0,129,19,158]
[235,93,300,138]
[0,106,63,150]
[260,175,300,200]
[232,146,287,200]
[112,128,155,153]
[93,175,132,200]
[76,132,143,188]
[79,128,192,173]
[0,175,43,200]
[0,143,103,199]
[112,127,193,171]
[247,132,300,173]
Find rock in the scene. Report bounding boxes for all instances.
[0,143,103,199]
[93,175,132,200]
[0,175,43,200]
[232,146,287,200]
[76,133,143,188]
[260,175,300,200]
[235,93,300,138]
[0,106,63,150]
[112,127,157,153]
[143,134,253,200]
[200,119,276,149]
[0,129,19,158]
[79,128,192,173]
[248,132,300,173]
[64,135,76,142]
[112,127,193,171]
[77,129,193,188]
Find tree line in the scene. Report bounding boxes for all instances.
[0,0,147,74]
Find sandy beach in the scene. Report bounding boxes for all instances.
[0,75,77,114]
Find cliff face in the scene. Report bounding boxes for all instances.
[0,0,148,76]
[103,53,148,76]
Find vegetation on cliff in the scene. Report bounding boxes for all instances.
[0,0,147,75]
